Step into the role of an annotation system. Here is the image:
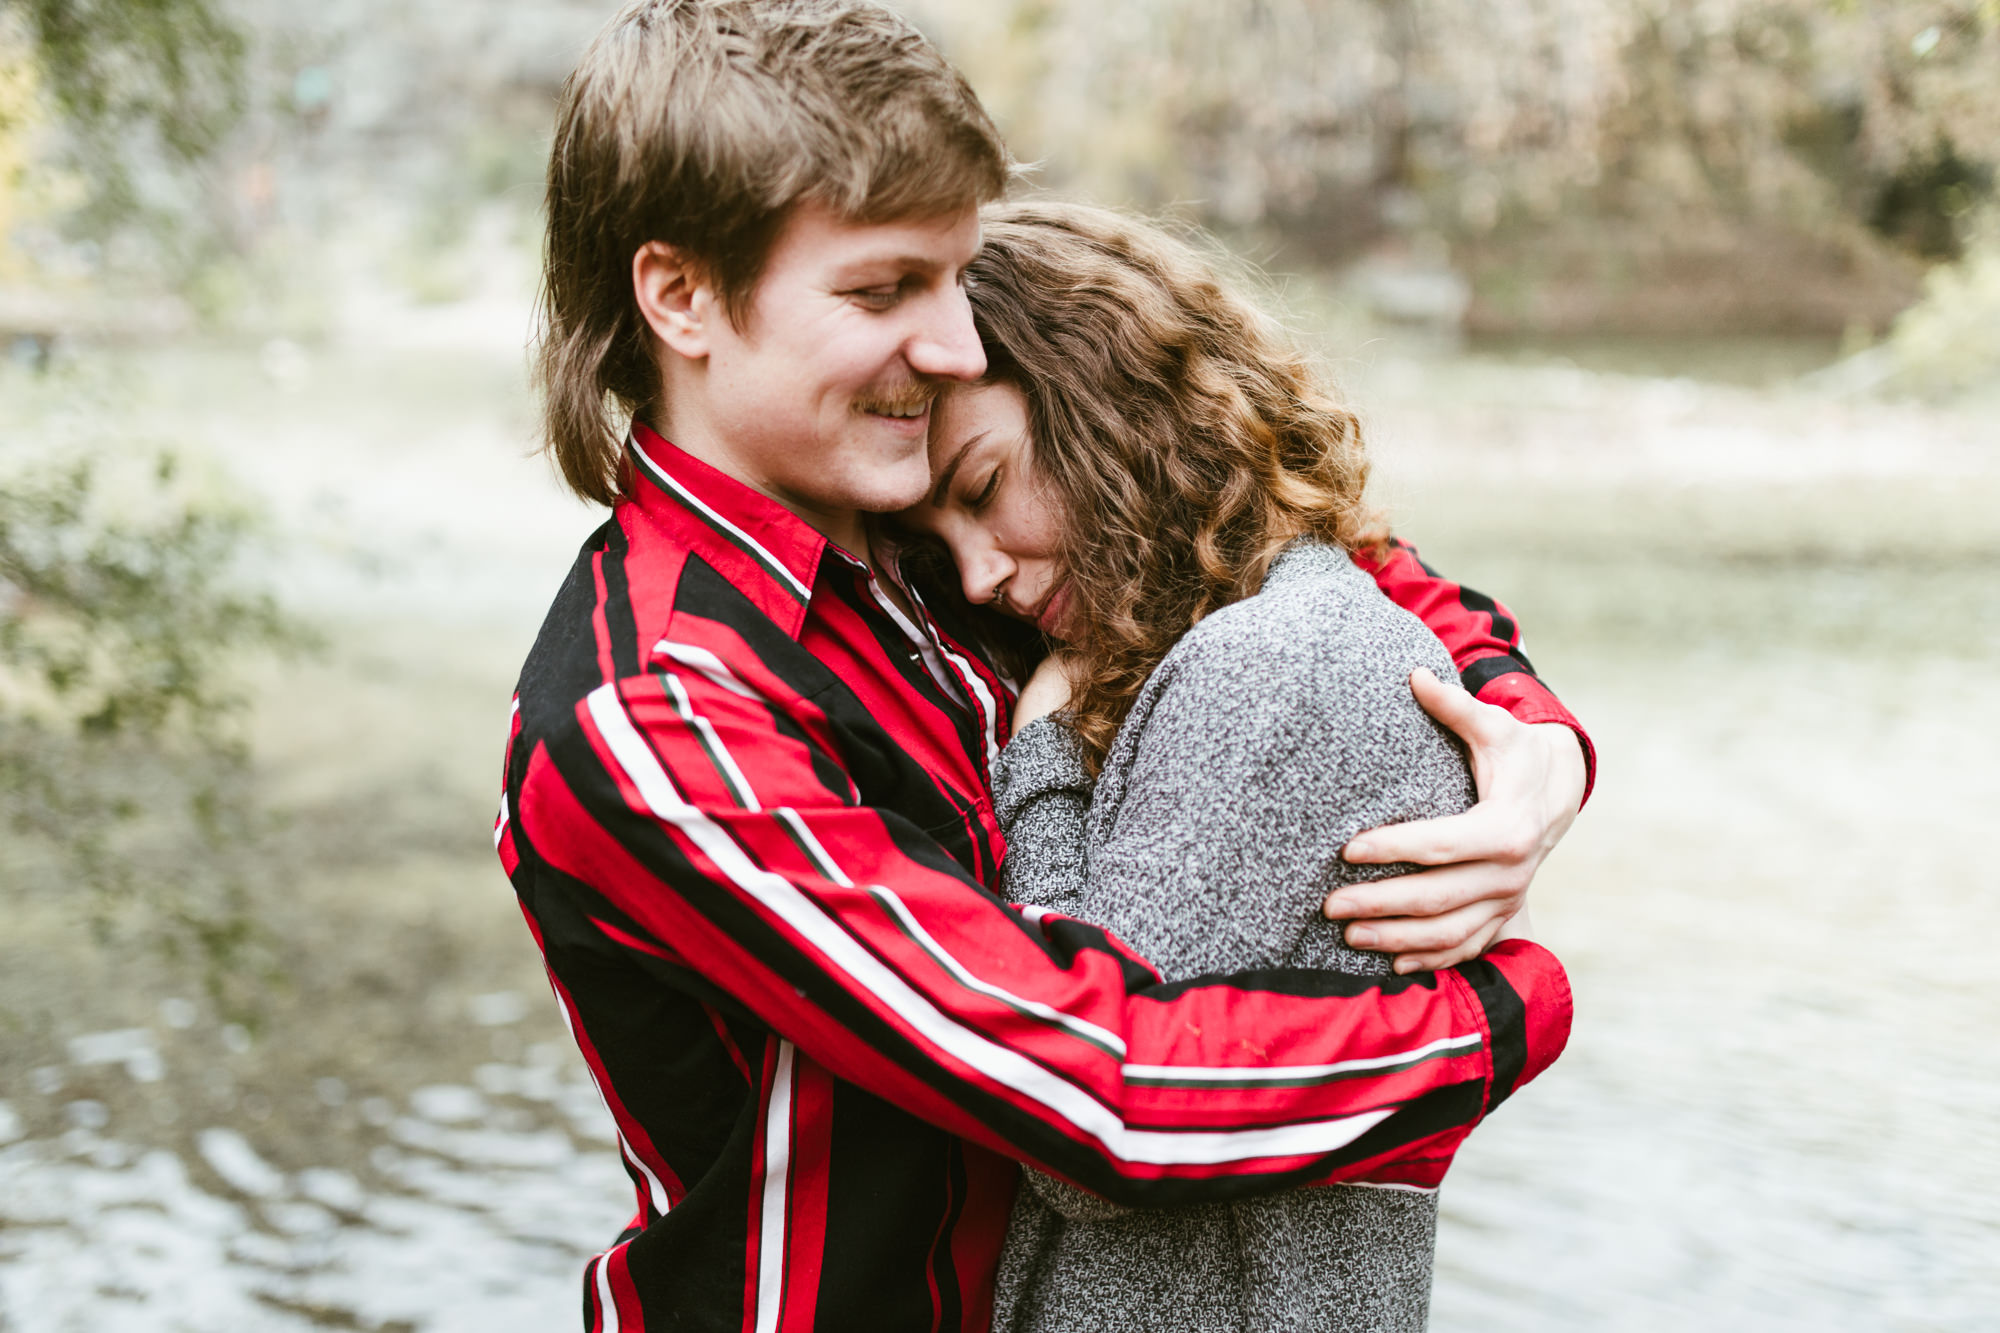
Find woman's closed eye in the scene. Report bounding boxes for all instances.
[969,468,1001,512]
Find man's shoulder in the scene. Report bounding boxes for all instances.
[514,508,701,726]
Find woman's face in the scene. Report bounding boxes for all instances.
[900,380,1074,638]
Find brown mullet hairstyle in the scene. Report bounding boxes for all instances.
[964,202,1388,775]
[536,0,1012,506]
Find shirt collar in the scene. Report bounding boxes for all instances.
[626,423,836,638]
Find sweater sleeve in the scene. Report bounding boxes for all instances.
[1073,598,1479,986]
[993,715,1093,918]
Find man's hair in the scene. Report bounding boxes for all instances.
[957,202,1386,774]
[537,0,1012,506]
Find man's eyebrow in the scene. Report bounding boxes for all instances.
[833,254,949,284]
[929,430,988,508]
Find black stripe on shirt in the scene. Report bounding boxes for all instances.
[1457,956,1529,1111]
[1461,652,1542,693]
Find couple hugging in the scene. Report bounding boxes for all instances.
[498,1,1593,1329]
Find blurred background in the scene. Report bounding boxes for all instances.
[1,1,1996,1328]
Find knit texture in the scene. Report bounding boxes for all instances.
[990,540,1477,1333]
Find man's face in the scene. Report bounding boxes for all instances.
[682,203,987,538]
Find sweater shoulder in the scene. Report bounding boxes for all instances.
[1161,544,1454,693]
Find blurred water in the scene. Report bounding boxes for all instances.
[1430,659,2000,1331]
[0,1067,630,1332]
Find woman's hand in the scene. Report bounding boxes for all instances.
[1323,668,1584,974]
[1012,653,1078,737]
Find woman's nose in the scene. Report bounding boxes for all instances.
[960,548,1011,608]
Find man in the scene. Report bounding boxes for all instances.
[500,2,1591,1328]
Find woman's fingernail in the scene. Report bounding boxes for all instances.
[1345,926,1375,948]
[1343,840,1372,861]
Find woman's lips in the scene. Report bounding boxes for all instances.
[1032,585,1072,636]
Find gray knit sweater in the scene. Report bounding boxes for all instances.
[988,540,1477,1333]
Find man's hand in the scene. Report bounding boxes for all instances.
[1011,653,1078,737]
[1324,668,1585,974]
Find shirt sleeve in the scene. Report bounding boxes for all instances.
[1353,537,1597,804]
[512,641,1572,1206]
[994,716,1144,1219]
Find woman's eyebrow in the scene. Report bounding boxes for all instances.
[929,430,989,507]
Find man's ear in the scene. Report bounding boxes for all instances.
[633,240,714,360]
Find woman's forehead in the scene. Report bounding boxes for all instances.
[925,382,1023,489]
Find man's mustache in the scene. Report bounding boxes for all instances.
[853,380,944,416]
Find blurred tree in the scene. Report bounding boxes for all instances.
[906,0,2000,334]
[0,435,307,1011]
[2,0,300,1013]
[0,0,249,294]
[7,0,244,212]
[3,0,243,224]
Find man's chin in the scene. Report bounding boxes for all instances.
[844,455,934,515]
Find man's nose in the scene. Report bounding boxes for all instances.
[906,284,986,383]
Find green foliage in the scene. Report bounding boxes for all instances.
[0,0,305,1010]
[1,0,248,295]
[908,0,2000,268]
[0,440,308,1009]
[1882,223,2000,396]
[13,0,243,158]
[6,0,245,226]
[0,452,290,736]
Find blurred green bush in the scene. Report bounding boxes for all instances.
[1,0,308,1007]
[910,0,1999,336]
[0,437,309,1009]
[1882,224,2000,396]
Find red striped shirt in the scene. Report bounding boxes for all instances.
[496,426,1584,1332]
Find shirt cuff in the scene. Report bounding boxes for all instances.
[1456,938,1573,1114]
[1460,665,1598,808]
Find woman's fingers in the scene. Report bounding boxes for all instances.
[1010,653,1077,736]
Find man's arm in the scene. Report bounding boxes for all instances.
[511,647,1570,1207]
[1340,539,1593,971]
[1353,537,1594,794]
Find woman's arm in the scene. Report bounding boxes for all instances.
[1330,669,1580,970]
[992,713,1091,918]
[993,668,1140,1221]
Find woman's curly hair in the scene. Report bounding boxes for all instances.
[963,201,1386,774]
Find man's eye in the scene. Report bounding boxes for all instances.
[851,286,902,310]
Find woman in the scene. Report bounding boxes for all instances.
[897,203,1519,1332]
